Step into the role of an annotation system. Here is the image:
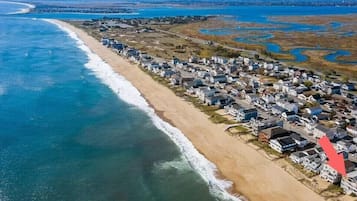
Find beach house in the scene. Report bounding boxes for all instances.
[250,119,283,136]
[258,126,290,143]
[224,103,242,117]
[341,170,357,195]
[320,161,355,184]
[290,151,308,164]
[302,155,323,173]
[290,133,309,148]
[197,86,217,102]
[269,136,297,153]
[204,95,231,107]
[236,108,258,122]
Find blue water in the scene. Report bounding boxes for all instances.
[0,3,226,201]
[289,48,309,62]
[0,2,26,14]
[161,6,357,64]
[325,50,357,64]
[15,4,357,19]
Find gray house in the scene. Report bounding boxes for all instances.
[236,108,258,122]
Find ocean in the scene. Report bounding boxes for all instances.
[0,2,237,201]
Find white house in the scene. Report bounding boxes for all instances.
[196,87,217,102]
[320,163,342,184]
[290,151,308,164]
[320,161,355,184]
[347,126,357,136]
[211,56,227,64]
[336,140,357,153]
[302,156,322,173]
[341,170,357,195]
[245,94,259,104]
[224,103,241,117]
[262,94,275,104]
[269,136,297,153]
[276,101,299,114]
[297,94,308,101]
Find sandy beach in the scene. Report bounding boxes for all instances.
[53,19,325,201]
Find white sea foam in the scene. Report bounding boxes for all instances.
[45,19,244,201]
[154,156,192,174]
[0,1,35,14]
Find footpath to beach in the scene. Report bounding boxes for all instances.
[53,19,325,201]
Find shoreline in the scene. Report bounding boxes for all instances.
[51,19,326,201]
[0,1,36,14]
[46,19,242,201]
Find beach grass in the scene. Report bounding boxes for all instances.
[249,139,284,158]
[286,158,319,178]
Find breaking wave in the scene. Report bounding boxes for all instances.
[45,19,244,201]
[153,156,192,174]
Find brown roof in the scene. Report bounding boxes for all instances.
[260,126,290,139]
[345,160,356,173]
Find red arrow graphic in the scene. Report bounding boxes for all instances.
[318,136,346,176]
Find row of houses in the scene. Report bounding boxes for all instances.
[99,34,357,196]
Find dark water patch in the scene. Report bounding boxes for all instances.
[325,50,357,64]
[289,48,310,62]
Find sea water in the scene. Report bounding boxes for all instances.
[0,3,239,201]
